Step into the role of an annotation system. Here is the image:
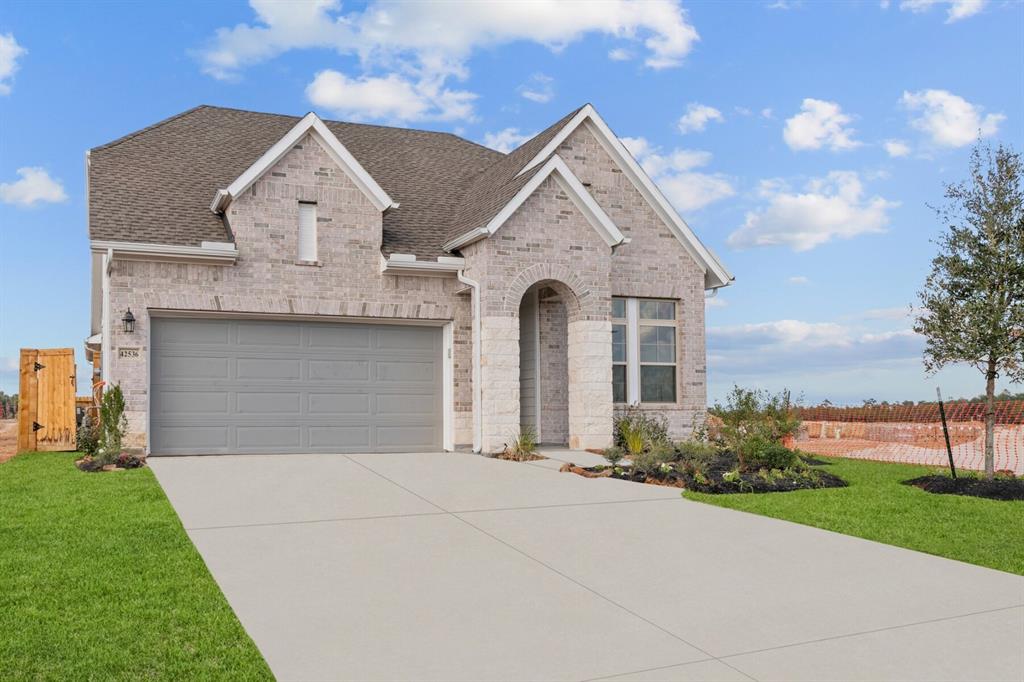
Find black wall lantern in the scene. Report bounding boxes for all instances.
[121,308,136,334]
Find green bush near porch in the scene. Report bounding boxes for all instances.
[684,456,1024,576]
[0,453,272,680]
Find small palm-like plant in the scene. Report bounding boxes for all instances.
[505,425,539,461]
[619,419,646,456]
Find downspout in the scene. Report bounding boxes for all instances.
[101,248,112,384]
[457,269,482,453]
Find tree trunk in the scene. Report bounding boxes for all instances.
[984,358,997,479]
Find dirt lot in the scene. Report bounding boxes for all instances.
[0,419,17,463]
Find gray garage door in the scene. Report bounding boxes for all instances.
[150,318,442,455]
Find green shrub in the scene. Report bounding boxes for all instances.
[674,439,719,465]
[96,385,128,465]
[614,407,669,455]
[710,386,801,451]
[603,446,626,467]
[632,443,675,475]
[738,435,799,472]
[75,411,100,457]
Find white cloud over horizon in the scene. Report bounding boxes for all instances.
[899,0,986,23]
[0,33,26,96]
[0,168,67,207]
[677,102,723,134]
[728,171,896,251]
[198,0,699,121]
[783,98,860,151]
[900,89,1003,148]
[622,136,735,213]
[518,73,554,103]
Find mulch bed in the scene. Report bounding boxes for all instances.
[76,454,147,472]
[493,451,546,462]
[904,475,1024,501]
[561,450,847,494]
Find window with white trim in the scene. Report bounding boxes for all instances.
[611,297,677,404]
[298,202,318,262]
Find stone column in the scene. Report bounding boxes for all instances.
[479,315,520,453]
[567,318,613,450]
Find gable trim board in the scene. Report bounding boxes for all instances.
[443,155,626,253]
[515,104,733,290]
[209,112,397,215]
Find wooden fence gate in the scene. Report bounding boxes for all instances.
[17,348,77,452]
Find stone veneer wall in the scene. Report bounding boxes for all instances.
[558,126,708,437]
[539,295,569,444]
[106,133,473,449]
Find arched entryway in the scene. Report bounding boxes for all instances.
[519,282,570,445]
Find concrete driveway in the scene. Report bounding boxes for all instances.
[151,452,1024,682]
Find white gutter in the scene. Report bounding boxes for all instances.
[90,239,239,263]
[101,248,112,384]
[457,269,482,453]
[381,254,465,275]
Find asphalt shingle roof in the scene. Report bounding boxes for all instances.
[88,105,581,259]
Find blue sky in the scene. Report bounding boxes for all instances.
[0,0,1021,404]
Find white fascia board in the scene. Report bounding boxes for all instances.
[516,104,734,290]
[90,239,239,263]
[380,253,465,275]
[442,155,624,252]
[211,112,396,214]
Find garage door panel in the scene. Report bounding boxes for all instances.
[236,392,301,414]
[308,359,370,381]
[237,357,302,380]
[151,318,442,455]
[154,391,230,415]
[376,360,435,382]
[154,355,230,381]
[308,393,371,415]
[236,323,302,347]
[308,426,371,449]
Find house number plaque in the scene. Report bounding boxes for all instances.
[118,348,141,359]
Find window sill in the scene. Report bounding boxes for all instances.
[294,259,322,267]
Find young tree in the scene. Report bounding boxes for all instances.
[914,142,1024,478]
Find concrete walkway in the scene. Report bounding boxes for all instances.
[151,452,1024,682]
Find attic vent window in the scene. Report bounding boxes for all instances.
[298,202,318,263]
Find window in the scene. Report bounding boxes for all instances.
[298,202,318,262]
[611,297,677,404]
[612,300,627,403]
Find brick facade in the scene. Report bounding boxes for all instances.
[103,125,709,454]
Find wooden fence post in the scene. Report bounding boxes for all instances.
[17,349,38,453]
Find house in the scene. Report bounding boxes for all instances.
[85,104,732,456]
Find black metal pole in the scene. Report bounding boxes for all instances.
[936,387,957,479]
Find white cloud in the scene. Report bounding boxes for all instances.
[518,73,554,103]
[0,167,67,207]
[198,1,699,121]
[788,276,810,285]
[708,320,923,375]
[900,89,1004,148]
[0,33,26,95]
[899,0,986,22]
[608,47,633,61]
[761,108,773,119]
[481,127,534,154]
[677,103,723,134]
[783,98,860,151]
[883,139,911,157]
[859,306,915,320]
[306,70,475,122]
[623,136,735,213]
[728,171,896,251]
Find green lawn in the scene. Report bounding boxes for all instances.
[0,452,273,680]
[684,456,1024,576]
